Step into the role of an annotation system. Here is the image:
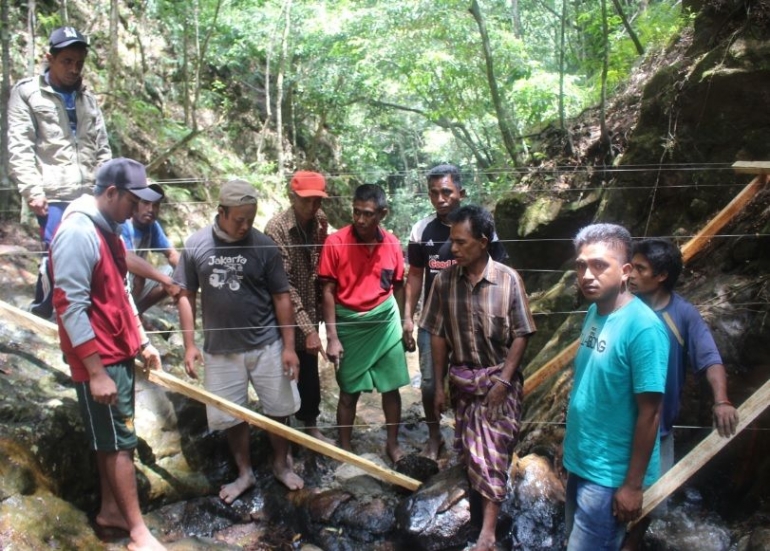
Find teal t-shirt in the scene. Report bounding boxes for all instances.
[564,296,669,488]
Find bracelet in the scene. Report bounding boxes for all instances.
[492,375,512,389]
[713,400,733,410]
[140,340,151,351]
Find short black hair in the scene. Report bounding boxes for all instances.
[633,238,683,291]
[353,183,388,210]
[574,223,633,263]
[426,164,462,190]
[448,204,495,241]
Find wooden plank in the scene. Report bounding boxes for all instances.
[523,339,580,395]
[139,368,421,492]
[0,299,421,492]
[635,376,770,522]
[0,300,58,338]
[732,161,770,175]
[681,173,768,264]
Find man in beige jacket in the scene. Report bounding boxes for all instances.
[9,26,111,317]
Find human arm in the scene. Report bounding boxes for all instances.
[7,82,47,212]
[321,279,343,368]
[705,364,739,437]
[272,291,300,381]
[177,289,202,379]
[613,391,663,523]
[431,334,449,420]
[126,251,181,299]
[165,246,181,268]
[402,265,424,352]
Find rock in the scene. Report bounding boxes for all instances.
[503,454,566,551]
[646,509,731,551]
[745,528,770,551]
[396,464,474,551]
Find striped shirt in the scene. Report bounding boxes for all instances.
[419,257,536,367]
[264,208,328,351]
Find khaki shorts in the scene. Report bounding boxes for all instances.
[75,361,137,451]
[203,339,300,431]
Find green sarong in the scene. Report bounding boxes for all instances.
[335,294,409,394]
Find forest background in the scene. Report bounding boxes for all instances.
[0,0,687,237]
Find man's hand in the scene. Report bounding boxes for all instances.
[306,331,328,362]
[713,403,739,437]
[282,348,300,382]
[326,337,344,370]
[161,279,182,300]
[90,371,118,405]
[28,196,48,217]
[140,343,162,371]
[483,382,508,421]
[402,318,416,352]
[612,483,643,523]
[184,345,203,379]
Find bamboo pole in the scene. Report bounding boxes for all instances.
[0,300,421,492]
[635,376,770,522]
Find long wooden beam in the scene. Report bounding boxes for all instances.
[0,300,421,491]
[523,168,769,395]
[681,171,768,264]
[634,376,770,523]
[523,339,580,395]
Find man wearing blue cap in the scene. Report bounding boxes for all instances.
[8,26,111,318]
[50,158,166,551]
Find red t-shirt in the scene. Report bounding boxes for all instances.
[318,225,404,312]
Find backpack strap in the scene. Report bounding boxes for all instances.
[661,311,685,347]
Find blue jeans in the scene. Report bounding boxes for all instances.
[565,473,626,551]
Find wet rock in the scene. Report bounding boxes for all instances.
[504,454,566,550]
[395,452,440,482]
[396,464,474,551]
[0,493,104,549]
[737,528,770,551]
[646,508,731,551]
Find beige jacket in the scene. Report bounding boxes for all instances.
[8,74,112,203]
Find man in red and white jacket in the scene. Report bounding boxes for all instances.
[50,157,166,551]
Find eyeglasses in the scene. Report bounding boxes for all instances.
[352,208,379,219]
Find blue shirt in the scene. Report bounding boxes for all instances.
[564,297,669,488]
[656,293,723,436]
[121,220,172,259]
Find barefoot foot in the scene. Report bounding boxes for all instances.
[304,426,335,445]
[273,465,304,490]
[420,437,444,461]
[127,527,166,551]
[219,473,256,504]
[386,443,405,465]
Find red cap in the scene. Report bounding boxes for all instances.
[290,171,328,198]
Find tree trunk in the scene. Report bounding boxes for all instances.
[469,0,522,166]
[611,0,644,55]
[275,0,293,178]
[509,0,523,38]
[1,0,11,200]
[559,0,574,156]
[192,0,223,132]
[599,0,613,161]
[182,6,190,127]
[108,0,119,93]
[26,0,35,77]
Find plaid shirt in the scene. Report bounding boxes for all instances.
[264,207,328,351]
[419,257,536,367]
